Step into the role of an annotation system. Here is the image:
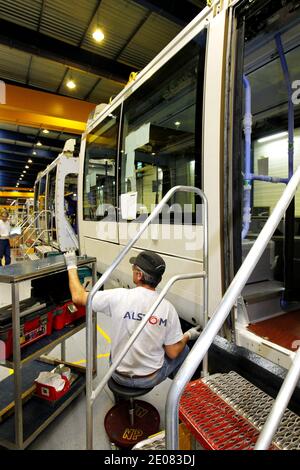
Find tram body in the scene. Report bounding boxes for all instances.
[78,0,300,369]
[34,139,79,252]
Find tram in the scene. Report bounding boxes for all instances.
[78,0,300,372]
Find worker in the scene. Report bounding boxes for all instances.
[0,209,11,266]
[64,250,200,388]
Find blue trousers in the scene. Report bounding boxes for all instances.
[112,345,190,389]
[0,239,11,265]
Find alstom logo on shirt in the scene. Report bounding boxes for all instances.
[123,311,167,327]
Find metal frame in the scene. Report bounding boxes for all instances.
[86,185,208,449]
[0,255,97,450]
[165,165,300,449]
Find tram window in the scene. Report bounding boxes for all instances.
[47,168,56,213]
[65,173,78,234]
[34,182,39,212]
[38,176,46,212]
[120,30,206,221]
[47,168,57,240]
[83,109,120,221]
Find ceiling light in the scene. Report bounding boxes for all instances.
[25,165,29,169]
[23,170,26,174]
[257,131,288,143]
[174,121,181,127]
[92,28,104,42]
[42,129,49,134]
[28,159,33,163]
[36,141,42,146]
[66,79,76,90]
[32,151,37,155]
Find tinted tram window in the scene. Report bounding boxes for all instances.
[65,173,78,234]
[83,109,120,220]
[38,176,46,212]
[120,30,206,220]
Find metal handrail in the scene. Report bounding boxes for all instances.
[165,165,300,449]
[86,185,208,449]
[21,210,52,245]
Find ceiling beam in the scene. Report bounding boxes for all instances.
[0,129,71,150]
[0,154,45,167]
[0,18,137,84]
[0,83,95,133]
[130,0,202,26]
[0,143,55,159]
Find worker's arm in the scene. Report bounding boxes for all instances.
[64,251,88,307]
[67,268,89,307]
[164,327,200,360]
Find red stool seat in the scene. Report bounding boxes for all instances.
[104,399,160,448]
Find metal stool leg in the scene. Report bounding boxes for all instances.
[129,397,135,426]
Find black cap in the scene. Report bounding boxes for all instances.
[130,251,166,279]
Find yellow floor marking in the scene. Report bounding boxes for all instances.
[97,324,111,343]
[97,353,109,359]
[71,353,109,365]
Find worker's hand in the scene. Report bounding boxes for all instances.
[64,250,77,270]
[185,326,201,341]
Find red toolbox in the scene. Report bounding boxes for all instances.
[53,301,86,330]
[0,299,54,359]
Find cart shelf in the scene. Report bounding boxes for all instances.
[0,359,85,449]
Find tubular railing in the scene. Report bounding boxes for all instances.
[20,210,54,256]
[86,185,208,449]
[165,165,300,450]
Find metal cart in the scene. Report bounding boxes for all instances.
[0,254,97,449]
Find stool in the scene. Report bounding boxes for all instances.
[104,377,160,448]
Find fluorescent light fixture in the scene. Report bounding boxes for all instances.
[93,28,104,42]
[28,159,33,163]
[25,165,29,169]
[66,79,76,90]
[42,129,49,134]
[36,141,42,146]
[257,131,288,143]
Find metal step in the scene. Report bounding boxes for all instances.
[35,245,59,255]
[180,372,300,450]
[26,253,40,261]
[240,281,285,323]
[134,372,300,450]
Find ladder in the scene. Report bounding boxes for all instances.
[166,165,300,450]
[85,185,209,450]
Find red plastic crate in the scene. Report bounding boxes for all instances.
[35,376,70,402]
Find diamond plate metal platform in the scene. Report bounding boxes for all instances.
[133,372,300,450]
[179,372,300,450]
[201,371,300,450]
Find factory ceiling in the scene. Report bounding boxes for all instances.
[0,0,206,188]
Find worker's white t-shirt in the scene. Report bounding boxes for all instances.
[0,220,10,239]
[92,286,183,376]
